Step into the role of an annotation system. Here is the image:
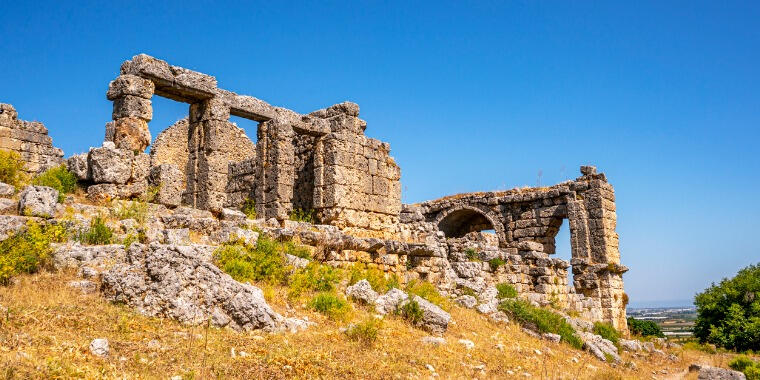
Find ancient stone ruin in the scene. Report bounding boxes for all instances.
[1,54,629,332]
[0,104,63,174]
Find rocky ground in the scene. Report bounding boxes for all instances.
[0,185,752,379]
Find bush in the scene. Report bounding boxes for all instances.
[32,165,77,202]
[593,322,620,348]
[78,216,113,245]
[348,263,400,293]
[405,280,450,310]
[398,299,424,325]
[694,263,760,351]
[0,221,67,285]
[499,299,583,349]
[308,292,350,320]
[627,317,665,338]
[282,239,311,259]
[0,150,27,188]
[730,356,760,380]
[213,236,287,284]
[496,283,518,299]
[464,248,479,261]
[289,208,315,223]
[241,198,256,219]
[489,257,506,271]
[288,262,341,298]
[345,318,381,345]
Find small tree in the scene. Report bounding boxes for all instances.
[693,263,760,351]
[627,317,665,338]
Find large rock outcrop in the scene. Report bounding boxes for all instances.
[100,243,282,331]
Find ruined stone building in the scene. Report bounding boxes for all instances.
[0,104,63,174]
[1,54,629,331]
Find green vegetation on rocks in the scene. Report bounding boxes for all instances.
[498,299,583,349]
[593,322,620,348]
[32,165,77,202]
[309,292,350,320]
[348,263,399,293]
[0,149,27,189]
[496,283,518,299]
[0,221,67,285]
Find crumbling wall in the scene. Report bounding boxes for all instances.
[0,103,64,174]
[400,166,627,331]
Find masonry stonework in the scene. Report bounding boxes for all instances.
[0,104,63,174]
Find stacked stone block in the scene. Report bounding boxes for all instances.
[0,103,64,174]
[107,75,154,152]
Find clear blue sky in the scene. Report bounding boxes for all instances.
[2,1,758,307]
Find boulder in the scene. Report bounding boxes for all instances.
[101,244,282,331]
[0,215,34,240]
[346,279,379,304]
[163,228,190,245]
[404,295,451,334]
[0,182,15,197]
[696,366,746,380]
[89,338,109,357]
[0,198,17,214]
[222,208,246,222]
[66,153,90,181]
[579,332,620,363]
[374,288,409,315]
[454,295,477,309]
[421,336,447,345]
[619,338,643,352]
[18,185,58,218]
[89,146,132,184]
[452,261,483,278]
[285,254,309,269]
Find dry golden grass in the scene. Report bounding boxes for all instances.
[0,271,740,379]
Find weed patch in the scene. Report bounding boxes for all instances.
[348,263,399,293]
[0,149,27,188]
[0,221,67,285]
[488,257,506,271]
[496,282,517,299]
[398,299,423,325]
[308,292,350,320]
[288,262,341,298]
[77,216,113,245]
[32,165,77,202]
[593,322,620,348]
[345,318,381,345]
[499,299,583,349]
[405,280,450,310]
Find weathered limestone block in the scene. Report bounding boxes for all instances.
[18,185,58,218]
[89,146,133,184]
[112,96,152,121]
[0,182,15,197]
[149,164,183,207]
[113,117,151,152]
[346,279,379,304]
[66,153,89,181]
[107,74,155,100]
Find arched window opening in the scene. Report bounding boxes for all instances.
[438,208,496,238]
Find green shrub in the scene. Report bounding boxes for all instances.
[345,318,381,345]
[348,263,400,293]
[489,257,506,271]
[464,248,479,261]
[405,280,450,310]
[593,322,620,348]
[627,317,665,338]
[0,150,27,188]
[288,262,341,298]
[308,292,350,320]
[682,341,718,354]
[460,287,477,297]
[213,236,287,284]
[32,165,77,202]
[113,200,149,225]
[289,208,315,223]
[730,356,760,380]
[496,283,518,299]
[694,263,760,351]
[398,299,424,325]
[241,198,256,219]
[282,239,311,259]
[498,299,583,349]
[0,221,67,285]
[78,216,113,245]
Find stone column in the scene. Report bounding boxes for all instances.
[186,97,231,213]
[107,75,154,151]
[255,119,295,220]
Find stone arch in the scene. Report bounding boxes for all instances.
[435,205,506,246]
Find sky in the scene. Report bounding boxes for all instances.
[1,1,758,307]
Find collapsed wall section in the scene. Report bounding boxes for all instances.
[0,103,64,174]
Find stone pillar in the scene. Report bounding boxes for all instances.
[255,119,295,221]
[186,97,231,213]
[107,75,154,151]
[568,166,628,332]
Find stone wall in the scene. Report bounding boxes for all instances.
[398,166,628,331]
[0,103,64,174]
